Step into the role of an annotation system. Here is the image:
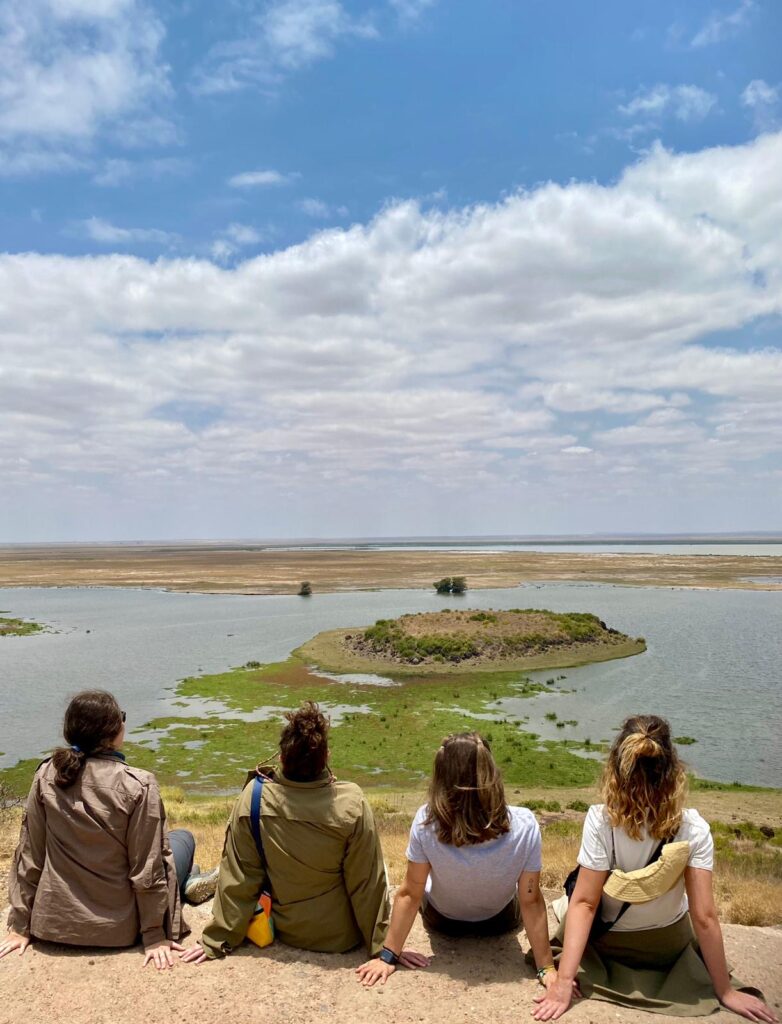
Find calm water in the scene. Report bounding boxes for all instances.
[0,584,780,786]
[290,543,782,556]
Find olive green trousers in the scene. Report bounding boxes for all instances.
[544,912,761,1016]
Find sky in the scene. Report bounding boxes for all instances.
[1,0,781,541]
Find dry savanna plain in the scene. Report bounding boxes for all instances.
[1,544,780,1024]
[1,542,782,592]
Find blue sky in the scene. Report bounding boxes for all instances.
[1,0,781,540]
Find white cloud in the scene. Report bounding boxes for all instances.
[0,0,170,170]
[80,216,177,245]
[228,169,297,188]
[691,0,755,47]
[224,223,263,245]
[742,79,780,132]
[210,222,264,262]
[389,0,437,23]
[297,197,349,218]
[2,132,782,537]
[92,156,190,187]
[192,0,378,96]
[619,84,717,125]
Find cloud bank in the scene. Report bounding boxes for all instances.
[2,132,782,538]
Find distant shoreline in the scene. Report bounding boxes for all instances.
[0,542,780,594]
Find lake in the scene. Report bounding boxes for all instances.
[1,583,780,787]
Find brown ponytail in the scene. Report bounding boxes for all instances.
[601,714,687,840]
[279,701,330,782]
[51,690,124,787]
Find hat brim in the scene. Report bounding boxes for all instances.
[603,840,690,904]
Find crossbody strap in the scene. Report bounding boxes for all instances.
[249,774,265,861]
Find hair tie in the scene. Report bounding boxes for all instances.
[71,744,82,754]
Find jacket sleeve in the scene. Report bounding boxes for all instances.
[200,795,267,959]
[342,797,390,956]
[7,775,47,937]
[126,779,171,948]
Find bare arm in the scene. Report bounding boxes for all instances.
[518,870,554,974]
[532,867,607,1021]
[686,867,778,1023]
[355,860,430,987]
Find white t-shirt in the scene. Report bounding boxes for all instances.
[406,804,542,922]
[577,804,714,932]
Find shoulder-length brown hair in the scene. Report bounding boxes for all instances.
[601,714,687,841]
[425,732,510,847]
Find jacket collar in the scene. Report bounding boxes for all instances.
[276,768,333,789]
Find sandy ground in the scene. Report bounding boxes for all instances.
[1,898,779,1024]
[0,543,781,593]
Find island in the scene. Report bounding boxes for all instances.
[0,615,45,637]
[296,607,646,675]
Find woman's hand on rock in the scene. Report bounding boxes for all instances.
[532,974,576,1020]
[179,942,211,966]
[0,932,30,960]
[720,989,779,1023]
[142,939,185,970]
[399,949,430,969]
[356,958,396,987]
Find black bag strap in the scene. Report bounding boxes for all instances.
[249,774,265,861]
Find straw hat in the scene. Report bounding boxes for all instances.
[603,841,690,903]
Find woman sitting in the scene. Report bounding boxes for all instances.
[181,701,390,963]
[356,731,556,989]
[532,714,777,1021]
[1,690,216,970]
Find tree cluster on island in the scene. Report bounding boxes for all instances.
[433,576,467,594]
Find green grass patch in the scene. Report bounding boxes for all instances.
[80,655,605,794]
[0,615,45,637]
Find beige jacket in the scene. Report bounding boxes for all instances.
[8,753,188,949]
[200,769,389,958]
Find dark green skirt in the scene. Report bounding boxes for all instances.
[543,913,761,1016]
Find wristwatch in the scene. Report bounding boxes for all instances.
[378,946,400,966]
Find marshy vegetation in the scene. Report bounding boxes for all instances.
[0,615,44,637]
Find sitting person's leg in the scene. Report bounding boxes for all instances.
[167,828,219,904]
[167,828,196,901]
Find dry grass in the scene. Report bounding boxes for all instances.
[2,793,780,929]
[1,542,781,593]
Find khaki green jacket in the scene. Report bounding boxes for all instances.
[200,770,389,958]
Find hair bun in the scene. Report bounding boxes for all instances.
[619,731,663,778]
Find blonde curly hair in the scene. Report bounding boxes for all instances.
[601,714,687,840]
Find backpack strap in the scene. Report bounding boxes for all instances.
[249,774,265,862]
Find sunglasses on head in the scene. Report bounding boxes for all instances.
[121,711,126,723]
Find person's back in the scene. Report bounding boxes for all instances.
[3,689,205,971]
[195,702,389,960]
[408,802,541,924]
[580,802,712,934]
[11,753,183,948]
